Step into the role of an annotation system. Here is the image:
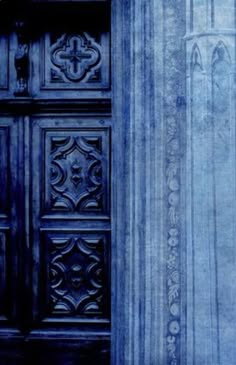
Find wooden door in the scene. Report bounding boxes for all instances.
[0,1,111,364]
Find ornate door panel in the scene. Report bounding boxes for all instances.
[31,116,111,325]
[30,12,110,99]
[0,1,111,364]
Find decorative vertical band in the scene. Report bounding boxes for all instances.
[164,1,186,364]
[166,107,181,365]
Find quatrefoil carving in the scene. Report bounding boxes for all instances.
[50,33,101,82]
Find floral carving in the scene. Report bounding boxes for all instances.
[50,33,101,83]
[48,233,108,315]
[165,4,183,359]
[166,112,181,364]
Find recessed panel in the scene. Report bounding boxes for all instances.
[41,31,110,90]
[41,124,110,217]
[41,230,110,321]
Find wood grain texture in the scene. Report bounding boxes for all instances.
[0,1,111,363]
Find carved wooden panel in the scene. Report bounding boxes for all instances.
[41,31,109,90]
[31,116,111,329]
[42,125,110,217]
[41,231,110,319]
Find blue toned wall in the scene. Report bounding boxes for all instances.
[112,0,236,364]
[185,1,236,364]
[0,0,234,364]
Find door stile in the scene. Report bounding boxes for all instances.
[21,115,32,333]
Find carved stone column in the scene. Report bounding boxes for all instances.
[185,1,236,364]
[112,0,186,364]
[112,1,164,363]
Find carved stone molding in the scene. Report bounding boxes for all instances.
[164,2,186,364]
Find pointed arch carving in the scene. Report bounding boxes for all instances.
[190,43,206,134]
[212,41,231,67]
[191,43,203,72]
[212,40,231,151]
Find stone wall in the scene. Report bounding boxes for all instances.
[185,1,236,364]
[112,0,236,364]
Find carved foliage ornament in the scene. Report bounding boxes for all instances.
[166,127,180,365]
[50,33,101,83]
[166,122,181,365]
[165,35,182,365]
